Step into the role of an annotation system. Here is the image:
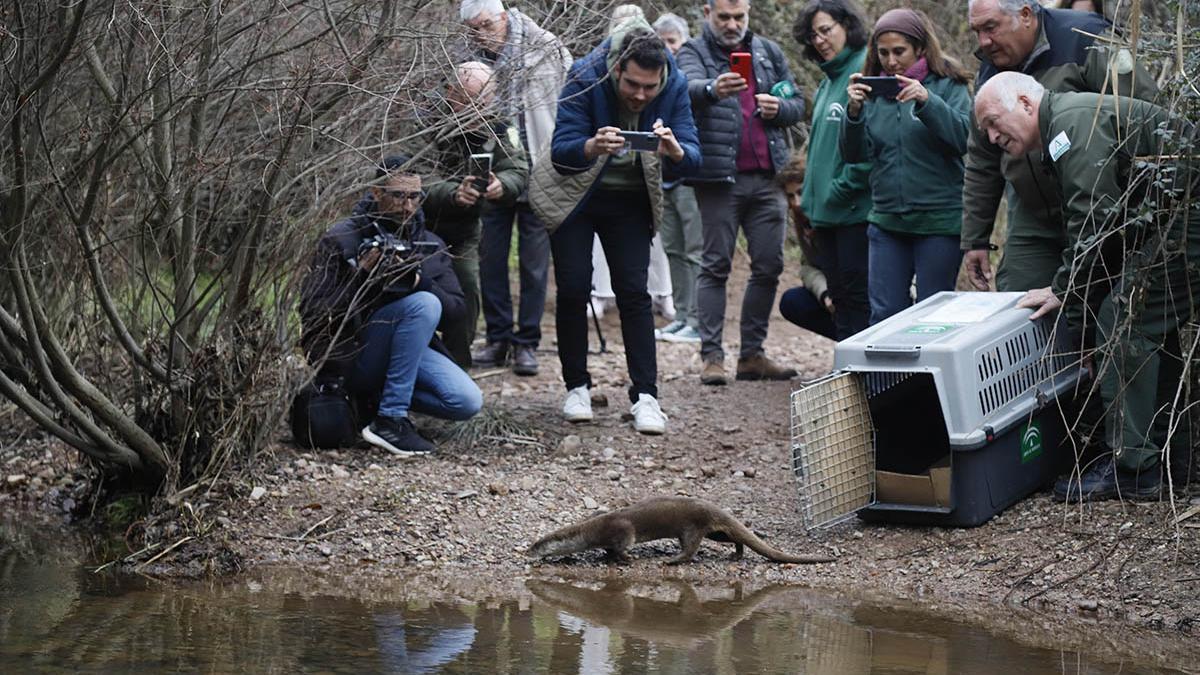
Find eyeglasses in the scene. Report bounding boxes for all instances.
[382,189,424,201]
[809,23,839,44]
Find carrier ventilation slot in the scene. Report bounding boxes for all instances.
[976,325,1069,418]
[863,371,912,398]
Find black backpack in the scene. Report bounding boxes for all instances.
[290,377,358,449]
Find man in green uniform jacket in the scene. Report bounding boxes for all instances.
[423,61,529,367]
[962,0,1157,293]
[976,72,1199,502]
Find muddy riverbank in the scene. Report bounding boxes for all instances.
[1,264,1197,660]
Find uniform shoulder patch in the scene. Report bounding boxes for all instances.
[1048,131,1072,162]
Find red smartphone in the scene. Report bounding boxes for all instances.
[730,51,752,82]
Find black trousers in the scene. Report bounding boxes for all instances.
[551,189,657,403]
[812,223,870,340]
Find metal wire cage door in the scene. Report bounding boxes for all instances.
[790,372,876,529]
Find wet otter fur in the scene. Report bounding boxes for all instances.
[527,496,835,565]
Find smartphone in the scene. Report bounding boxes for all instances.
[859,76,903,99]
[729,51,753,82]
[469,152,493,191]
[618,130,659,152]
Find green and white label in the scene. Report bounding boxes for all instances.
[907,324,953,335]
[1020,420,1044,464]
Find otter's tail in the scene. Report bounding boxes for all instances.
[725,519,836,564]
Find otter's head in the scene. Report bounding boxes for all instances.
[526,533,582,560]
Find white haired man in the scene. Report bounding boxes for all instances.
[961,0,1157,294]
[460,0,572,377]
[975,71,1199,502]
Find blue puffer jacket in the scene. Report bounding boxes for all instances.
[551,38,700,176]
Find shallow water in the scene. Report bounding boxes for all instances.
[0,520,1184,674]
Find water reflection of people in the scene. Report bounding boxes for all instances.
[372,606,476,674]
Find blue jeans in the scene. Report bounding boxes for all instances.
[779,287,837,341]
[347,292,482,420]
[479,202,549,346]
[867,225,962,325]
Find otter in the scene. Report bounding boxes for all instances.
[527,496,836,565]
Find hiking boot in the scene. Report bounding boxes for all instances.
[664,324,701,344]
[512,344,539,376]
[736,353,798,381]
[362,415,435,457]
[1053,456,1161,503]
[700,358,727,386]
[631,393,667,435]
[655,320,686,341]
[472,341,509,368]
[563,385,593,422]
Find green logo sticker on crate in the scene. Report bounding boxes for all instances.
[1020,420,1044,464]
[906,324,954,335]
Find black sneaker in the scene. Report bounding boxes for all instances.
[512,344,539,376]
[472,341,510,367]
[361,416,435,457]
[1053,456,1161,502]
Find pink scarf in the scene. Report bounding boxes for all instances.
[904,56,929,82]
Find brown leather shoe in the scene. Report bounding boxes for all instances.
[736,353,797,381]
[700,359,727,386]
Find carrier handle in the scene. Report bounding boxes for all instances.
[863,345,922,359]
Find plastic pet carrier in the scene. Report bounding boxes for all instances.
[790,292,1086,528]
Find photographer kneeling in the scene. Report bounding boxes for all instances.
[300,156,483,456]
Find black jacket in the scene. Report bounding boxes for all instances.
[298,198,465,376]
[675,24,804,183]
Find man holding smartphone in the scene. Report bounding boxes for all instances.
[676,0,805,386]
[529,19,700,434]
[423,61,528,368]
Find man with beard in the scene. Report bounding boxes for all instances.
[676,0,805,385]
[299,156,483,456]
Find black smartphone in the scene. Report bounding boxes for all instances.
[859,76,903,99]
[618,130,659,152]
[469,152,493,191]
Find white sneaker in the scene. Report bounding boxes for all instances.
[563,385,593,422]
[631,394,667,435]
[663,324,701,343]
[655,320,686,341]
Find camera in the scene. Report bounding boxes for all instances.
[358,233,416,261]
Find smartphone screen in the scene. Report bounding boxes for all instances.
[617,130,659,152]
[469,153,493,191]
[730,52,752,82]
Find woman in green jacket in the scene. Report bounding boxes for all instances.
[792,0,872,340]
[842,8,971,325]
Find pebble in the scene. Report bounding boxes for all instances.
[700,466,716,477]
[742,467,757,478]
[557,435,582,456]
[455,490,478,500]
[583,497,599,509]
[590,392,609,407]
[603,447,617,461]
[1077,599,1099,611]
[5,474,27,487]
[519,476,539,491]
[249,486,267,501]
[733,471,745,478]
[487,482,510,496]
[318,544,333,557]
[330,465,350,480]
[605,470,621,481]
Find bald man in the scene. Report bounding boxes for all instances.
[422,61,529,367]
[976,72,1199,502]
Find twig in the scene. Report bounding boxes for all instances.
[1175,577,1200,583]
[1021,540,1121,605]
[1003,540,1097,603]
[92,542,162,573]
[471,368,508,380]
[135,536,195,570]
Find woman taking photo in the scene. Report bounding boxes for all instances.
[841,8,971,324]
[791,0,872,340]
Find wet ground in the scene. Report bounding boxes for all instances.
[0,516,1190,673]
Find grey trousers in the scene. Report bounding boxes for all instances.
[659,185,703,327]
[694,172,787,361]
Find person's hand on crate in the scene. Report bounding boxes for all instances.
[1016,287,1062,320]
